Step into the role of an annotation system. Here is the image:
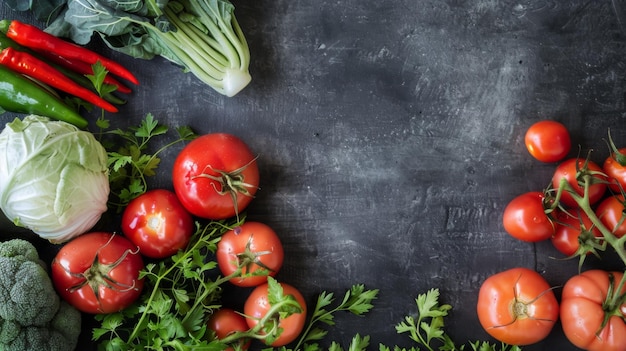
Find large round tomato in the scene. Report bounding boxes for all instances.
[596,195,626,238]
[207,308,251,351]
[524,120,571,163]
[551,211,602,256]
[121,189,194,258]
[561,270,626,351]
[502,191,555,242]
[217,221,284,287]
[552,158,607,208]
[51,232,144,314]
[476,267,559,346]
[244,280,307,347]
[172,133,259,220]
[604,147,626,193]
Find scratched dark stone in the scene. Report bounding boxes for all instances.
[1,1,626,350]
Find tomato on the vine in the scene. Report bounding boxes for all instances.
[476,267,559,346]
[51,232,145,314]
[551,158,607,208]
[207,308,251,351]
[121,189,194,259]
[524,120,571,163]
[561,270,626,351]
[596,195,626,238]
[217,221,284,287]
[172,133,259,220]
[244,281,307,347]
[551,211,602,257]
[502,191,555,242]
[604,147,626,193]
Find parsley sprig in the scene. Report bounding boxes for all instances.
[104,113,196,210]
[384,289,522,351]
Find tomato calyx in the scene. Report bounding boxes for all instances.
[608,130,626,167]
[233,230,275,278]
[599,272,626,332]
[61,237,142,306]
[192,158,259,219]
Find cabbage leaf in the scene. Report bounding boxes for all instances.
[0,115,109,243]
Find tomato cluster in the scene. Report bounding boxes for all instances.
[49,133,306,349]
[478,120,626,350]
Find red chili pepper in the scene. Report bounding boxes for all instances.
[0,47,119,113]
[42,53,133,94]
[2,20,139,85]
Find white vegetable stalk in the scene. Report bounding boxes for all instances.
[0,115,109,243]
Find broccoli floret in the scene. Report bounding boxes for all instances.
[0,239,81,351]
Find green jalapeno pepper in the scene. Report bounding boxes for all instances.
[0,64,88,128]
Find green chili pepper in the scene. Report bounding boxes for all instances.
[0,64,88,128]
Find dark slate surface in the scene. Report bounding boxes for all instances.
[2,1,626,350]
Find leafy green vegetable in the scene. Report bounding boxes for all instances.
[0,239,82,351]
[3,0,66,22]
[44,0,251,97]
[101,112,196,211]
[386,289,522,351]
[0,115,109,243]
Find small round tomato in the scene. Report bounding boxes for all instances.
[551,211,602,256]
[172,133,259,220]
[244,280,307,347]
[561,270,626,351]
[596,195,626,238]
[51,232,144,314]
[217,221,284,287]
[552,158,607,208]
[121,189,194,258]
[524,120,571,163]
[477,267,559,346]
[604,147,626,193]
[502,191,555,242]
[207,308,251,351]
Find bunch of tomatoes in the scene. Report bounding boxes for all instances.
[477,120,626,351]
[48,133,306,349]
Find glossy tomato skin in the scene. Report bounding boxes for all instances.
[551,211,602,256]
[552,158,607,208]
[502,192,555,242]
[51,232,144,314]
[596,195,626,238]
[217,221,284,287]
[172,133,259,220]
[477,267,559,346]
[561,270,626,351]
[244,281,307,347]
[121,189,194,258]
[604,148,626,193]
[207,308,251,351]
[524,120,571,163]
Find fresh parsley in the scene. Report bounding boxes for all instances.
[101,113,196,210]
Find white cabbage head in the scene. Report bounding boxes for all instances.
[0,115,110,243]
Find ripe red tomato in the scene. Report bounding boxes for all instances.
[502,191,555,242]
[524,120,571,163]
[244,281,307,347]
[552,158,607,208]
[476,267,559,346]
[207,308,251,351]
[51,232,144,314]
[596,195,626,238]
[121,189,194,258]
[561,270,626,351]
[551,211,602,256]
[604,147,626,193]
[217,221,284,287]
[172,133,259,220]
